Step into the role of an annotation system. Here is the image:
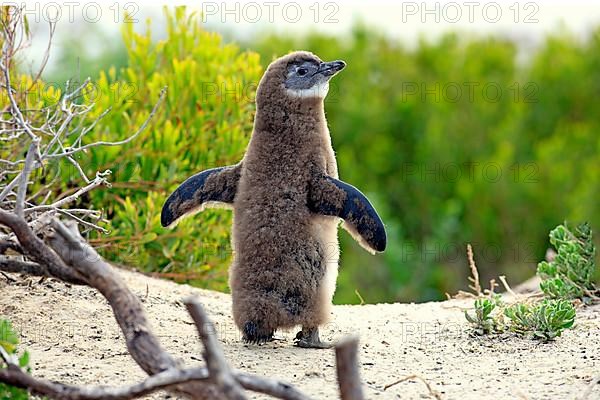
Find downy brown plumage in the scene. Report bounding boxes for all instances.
[162,51,386,348]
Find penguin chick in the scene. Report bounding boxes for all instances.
[161,51,386,348]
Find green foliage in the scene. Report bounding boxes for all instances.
[464,297,500,335]
[38,12,600,301]
[42,7,262,290]
[537,223,597,301]
[465,297,576,341]
[504,300,576,340]
[250,26,600,303]
[0,319,30,399]
[464,223,591,341]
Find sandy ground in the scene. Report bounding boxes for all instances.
[1,269,599,400]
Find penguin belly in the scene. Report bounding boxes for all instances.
[310,214,340,323]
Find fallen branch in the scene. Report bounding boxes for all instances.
[45,219,317,400]
[0,257,46,276]
[46,219,220,399]
[0,210,86,285]
[335,336,364,400]
[185,297,247,400]
[0,366,211,400]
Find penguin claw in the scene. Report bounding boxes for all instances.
[294,327,333,349]
[294,337,333,349]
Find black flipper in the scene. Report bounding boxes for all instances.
[161,164,241,227]
[308,175,386,253]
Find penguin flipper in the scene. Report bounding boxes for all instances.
[161,164,241,227]
[308,175,386,254]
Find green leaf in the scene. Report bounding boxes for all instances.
[140,232,158,243]
[18,351,29,368]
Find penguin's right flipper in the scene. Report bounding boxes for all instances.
[308,175,387,254]
[161,164,241,227]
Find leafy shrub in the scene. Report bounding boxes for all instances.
[49,7,262,290]
[504,300,575,340]
[537,223,597,301]
[0,319,30,399]
[466,296,576,341]
[464,297,501,335]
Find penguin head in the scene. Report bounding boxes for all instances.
[256,51,346,106]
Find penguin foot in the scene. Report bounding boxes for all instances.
[242,321,274,345]
[294,327,332,349]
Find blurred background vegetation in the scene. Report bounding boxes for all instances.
[31,7,599,304]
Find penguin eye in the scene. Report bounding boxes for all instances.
[297,67,308,76]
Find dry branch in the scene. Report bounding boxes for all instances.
[0,366,211,400]
[0,210,86,285]
[185,298,247,400]
[335,336,364,400]
[0,257,45,276]
[46,219,222,400]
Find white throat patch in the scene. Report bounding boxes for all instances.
[286,81,330,99]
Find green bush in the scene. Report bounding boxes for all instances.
[464,297,500,335]
[465,295,576,341]
[537,223,596,301]
[504,299,576,341]
[52,8,261,290]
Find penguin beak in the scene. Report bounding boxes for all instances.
[316,60,346,77]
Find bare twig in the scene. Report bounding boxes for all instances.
[234,374,312,400]
[14,141,37,217]
[48,87,167,158]
[27,21,55,89]
[0,171,22,203]
[25,170,111,214]
[1,57,39,143]
[0,365,210,400]
[498,275,517,298]
[467,244,482,296]
[384,374,442,399]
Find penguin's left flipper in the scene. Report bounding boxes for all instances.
[161,164,241,228]
[308,175,387,254]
